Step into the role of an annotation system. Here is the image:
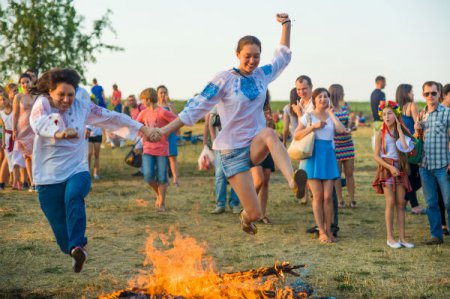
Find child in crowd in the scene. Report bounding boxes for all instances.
[373,101,415,249]
[86,125,103,180]
[136,88,177,211]
[0,89,25,190]
[12,73,37,191]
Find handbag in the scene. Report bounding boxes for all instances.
[124,138,143,168]
[406,113,423,164]
[288,113,315,160]
[407,137,423,164]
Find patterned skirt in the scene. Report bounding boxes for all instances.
[334,139,355,161]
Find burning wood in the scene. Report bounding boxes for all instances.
[99,231,313,299]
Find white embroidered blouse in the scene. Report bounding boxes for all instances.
[178,45,291,150]
[30,88,143,185]
[380,133,414,160]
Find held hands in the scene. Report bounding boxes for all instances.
[141,126,163,142]
[276,13,290,24]
[54,128,79,139]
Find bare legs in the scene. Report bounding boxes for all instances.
[24,155,33,187]
[228,128,296,232]
[168,156,179,186]
[88,142,101,178]
[383,185,409,244]
[309,179,335,242]
[335,159,355,208]
[250,128,295,189]
[148,181,167,211]
[251,166,271,220]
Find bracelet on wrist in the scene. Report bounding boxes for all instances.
[282,20,291,26]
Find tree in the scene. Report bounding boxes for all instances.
[0,0,123,82]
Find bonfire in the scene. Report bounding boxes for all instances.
[100,229,313,299]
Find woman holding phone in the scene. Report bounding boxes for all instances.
[294,88,350,243]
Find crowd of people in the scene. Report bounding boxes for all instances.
[0,13,449,273]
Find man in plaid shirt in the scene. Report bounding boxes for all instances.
[415,81,450,245]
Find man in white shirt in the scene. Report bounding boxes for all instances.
[291,75,314,206]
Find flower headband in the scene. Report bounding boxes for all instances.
[378,101,402,120]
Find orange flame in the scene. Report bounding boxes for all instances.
[100,229,302,299]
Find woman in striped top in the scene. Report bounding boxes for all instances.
[329,84,356,208]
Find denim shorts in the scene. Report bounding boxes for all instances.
[220,146,253,178]
[143,154,168,184]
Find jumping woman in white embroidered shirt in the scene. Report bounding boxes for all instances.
[149,13,306,235]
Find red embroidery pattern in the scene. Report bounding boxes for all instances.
[90,103,104,117]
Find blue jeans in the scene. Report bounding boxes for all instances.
[215,151,239,207]
[114,103,122,113]
[37,171,91,254]
[419,166,450,239]
[143,154,168,184]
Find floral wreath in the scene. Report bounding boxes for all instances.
[378,101,402,120]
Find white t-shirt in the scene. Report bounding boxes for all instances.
[30,88,142,185]
[178,45,291,150]
[300,113,335,141]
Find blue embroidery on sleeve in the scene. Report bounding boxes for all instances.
[200,82,220,100]
[240,77,260,101]
[261,65,273,76]
[184,98,196,109]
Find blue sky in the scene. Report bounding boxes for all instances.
[74,0,450,101]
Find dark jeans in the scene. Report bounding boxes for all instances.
[37,172,91,254]
[332,187,338,226]
[406,163,421,208]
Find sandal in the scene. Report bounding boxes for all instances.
[339,201,346,208]
[293,169,307,199]
[350,201,357,208]
[259,216,273,225]
[239,210,258,235]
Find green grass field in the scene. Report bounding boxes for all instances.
[0,125,449,298]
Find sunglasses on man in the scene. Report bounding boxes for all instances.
[423,91,438,97]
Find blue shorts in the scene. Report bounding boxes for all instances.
[220,146,254,178]
[143,154,168,184]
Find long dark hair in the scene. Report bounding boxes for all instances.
[395,84,413,110]
[289,87,300,117]
[328,84,344,108]
[33,68,80,95]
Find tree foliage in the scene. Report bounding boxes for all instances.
[0,0,123,82]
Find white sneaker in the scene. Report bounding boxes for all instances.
[387,240,401,249]
[399,240,415,248]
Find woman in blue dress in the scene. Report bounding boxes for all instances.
[295,88,350,243]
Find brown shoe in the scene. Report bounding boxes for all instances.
[425,237,443,245]
[239,210,257,235]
